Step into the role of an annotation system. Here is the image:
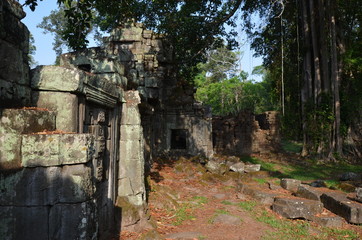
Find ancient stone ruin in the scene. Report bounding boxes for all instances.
[0,1,280,239]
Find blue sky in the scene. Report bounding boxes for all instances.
[19,1,263,81]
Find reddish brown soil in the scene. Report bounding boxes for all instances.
[120,154,362,240]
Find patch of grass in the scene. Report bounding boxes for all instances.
[240,156,277,172]
[215,208,230,215]
[237,200,257,212]
[192,196,209,205]
[221,200,233,205]
[171,203,196,226]
[281,139,303,153]
[326,228,359,240]
[254,178,268,184]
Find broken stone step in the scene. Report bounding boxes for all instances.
[320,192,362,224]
[272,197,323,220]
[296,184,325,201]
[280,178,302,192]
[240,183,276,205]
[309,215,344,228]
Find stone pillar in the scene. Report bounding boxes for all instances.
[118,90,146,206]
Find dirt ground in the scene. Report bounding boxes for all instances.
[119,154,362,240]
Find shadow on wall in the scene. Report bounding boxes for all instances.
[0,162,121,240]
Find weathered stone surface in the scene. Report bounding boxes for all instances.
[241,184,276,205]
[229,162,245,173]
[0,164,94,206]
[49,201,97,240]
[320,192,362,224]
[110,26,143,42]
[244,164,261,173]
[310,216,344,228]
[0,40,28,85]
[205,160,228,175]
[272,197,323,220]
[22,133,94,167]
[31,65,85,91]
[59,134,95,165]
[120,125,142,141]
[0,108,56,134]
[339,172,360,181]
[310,180,327,188]
[296,184,324,201]
[356,187,362,202]
[280,178,302,192]
[212,214,241,225]
[32,91,78,132]
[0,206,49,240]
[0,133,21,169]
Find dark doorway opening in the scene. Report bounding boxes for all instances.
[171,129,187,149]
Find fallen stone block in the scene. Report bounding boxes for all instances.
[320,192,362,224]
[310,215,344,228]
[244,164,261,173]
[205,160,228,175]
[241,183,276,205]
[272,197,323,220]
[356,188,362,203]
[296,184,324,201]
[229,162,245,173]
[280,178,301,192]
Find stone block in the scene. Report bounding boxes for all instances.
[120,125,142,141]
[49,201,97,240]
[0,133,21,170]
[356,187,362,202]
[0,79,32,107]
[96,73,124,86]
[296,184,323,201]
[241,184,276,205]
[2,13,29,51]
[22,133,94,167]
[244,164,261,172]
[31,65,85,92]
[320,192,362,224]
[0,206,49,240]
[280,178,301,192]
[145,76,159,88]
[0,109,55,134]
[229,162,245,173]
[22,134,60,167]
[59,134,95,165]
[272,197,323,220]
[310,215,344,228]
[32,91,78,132]
[0,167,61,206]
[205,160,228,175]
[59,164,94,203]
[0,40,28,85]
[110,26,143,42]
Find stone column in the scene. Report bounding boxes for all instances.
[118,90,146,206]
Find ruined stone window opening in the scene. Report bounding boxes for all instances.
[77,64,92,72]
[170,129,187,149]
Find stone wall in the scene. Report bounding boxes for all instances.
[213,111,280,155]
[0,0,31,107]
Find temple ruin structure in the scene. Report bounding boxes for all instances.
[0,1,279,239]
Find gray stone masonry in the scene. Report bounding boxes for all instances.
[272,197,324,220]
[321,192,362,224]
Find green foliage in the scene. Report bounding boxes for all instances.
[28,33,37,68]
[195,61,278,116]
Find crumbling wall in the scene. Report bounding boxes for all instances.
[0,0,31,106]
[213,111,280,155]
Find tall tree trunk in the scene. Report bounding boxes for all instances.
[329,0,342,155]
[309,0,322,104]
[318,0,330,93]
[301,0,312,156]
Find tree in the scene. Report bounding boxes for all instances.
[24,0,243,80]
[28,33,38,68]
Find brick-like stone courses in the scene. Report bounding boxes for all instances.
[213,111,280,155]
[0,0,31,107]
